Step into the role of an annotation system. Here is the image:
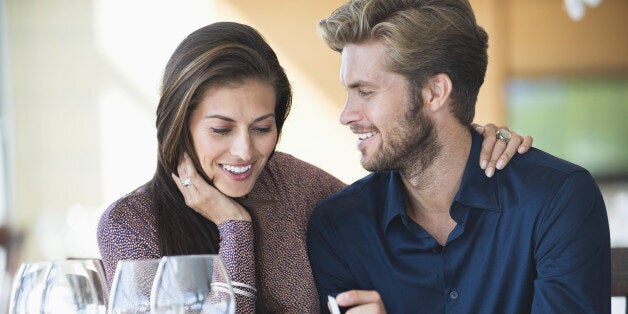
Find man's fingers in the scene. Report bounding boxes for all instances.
[336,290,386,314]
[346,303,385,314]
[494,130,525,170]
[471,123,484,135]
[484,138,507,177]
[519,135,533,154]
[478,123,499,170]
[336,290,382,307]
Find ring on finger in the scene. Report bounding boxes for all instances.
[181,178,192,187]
[496,129,511,143]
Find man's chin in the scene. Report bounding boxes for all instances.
[361,158,382,173]
[360,156,371,171]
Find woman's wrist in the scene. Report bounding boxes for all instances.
[214,210,252,224]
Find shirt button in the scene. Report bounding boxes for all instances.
[449,290,459,299]
[432,246,443,253]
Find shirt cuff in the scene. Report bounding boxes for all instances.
[217,220,256,289]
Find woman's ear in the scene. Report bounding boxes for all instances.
[425,73,452,112]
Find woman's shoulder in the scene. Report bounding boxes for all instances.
[98,183,156,232]
[97,183,160,287]
[257,152,346,196]
[265,152,338,179]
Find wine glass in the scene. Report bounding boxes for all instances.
[150,255,235,314]
[9,261,49,313]
[107,258,161,314]
[9,259,108,314]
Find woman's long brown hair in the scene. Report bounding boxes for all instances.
[149,22,292,256]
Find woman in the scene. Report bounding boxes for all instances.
[97,22,531,313]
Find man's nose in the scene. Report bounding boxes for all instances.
[339,94,360,126]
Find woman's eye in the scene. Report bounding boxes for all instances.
[211,128,230,135]
[254,127,272,133]
[358,91,372,97]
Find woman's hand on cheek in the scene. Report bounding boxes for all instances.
[172,153,252,224]
[473,123,533,178]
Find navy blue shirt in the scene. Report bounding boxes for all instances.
[307,130,610,313]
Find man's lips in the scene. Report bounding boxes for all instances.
[356,131,378,148]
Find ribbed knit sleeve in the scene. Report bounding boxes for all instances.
[96,185,160,289]
[247,152,346,312]
[217,220,256,313]
[97,153,347,313]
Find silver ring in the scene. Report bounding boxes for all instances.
[181,178,192,187]
[496,129,512,143]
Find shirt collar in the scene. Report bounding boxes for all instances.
[381,171,408,231]
[453,129,500,212]
[381,128,500,231]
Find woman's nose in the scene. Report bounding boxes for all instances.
[230,132,253,161]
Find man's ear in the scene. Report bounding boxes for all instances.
[425,73,452,112]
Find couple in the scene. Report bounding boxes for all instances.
[98,0,610,313]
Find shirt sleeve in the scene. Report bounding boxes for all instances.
[217,220,256,314]
[531,171,611,313]
[307,206,356,314]
[97,200,160,290]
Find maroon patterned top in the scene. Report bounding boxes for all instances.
[97,152,346,313]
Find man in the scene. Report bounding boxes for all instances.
[306,0,611,313]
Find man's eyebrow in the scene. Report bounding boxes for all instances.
[346,81,374,89]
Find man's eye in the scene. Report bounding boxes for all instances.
[211,128,230,134]
[358,91,372,97]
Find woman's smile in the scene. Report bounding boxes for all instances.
[189,79,278,197]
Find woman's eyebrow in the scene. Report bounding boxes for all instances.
[253,113,275,122]
[205,114,235,122]
[205,113,275,123]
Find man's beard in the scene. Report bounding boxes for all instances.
[361,92,441,176]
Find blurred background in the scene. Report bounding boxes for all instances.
[0,0,626,311]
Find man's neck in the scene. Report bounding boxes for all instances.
[400,123,472,244]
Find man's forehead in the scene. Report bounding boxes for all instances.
[341,41,387,66]
[340,42,407,90]
[340,41,388,87]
